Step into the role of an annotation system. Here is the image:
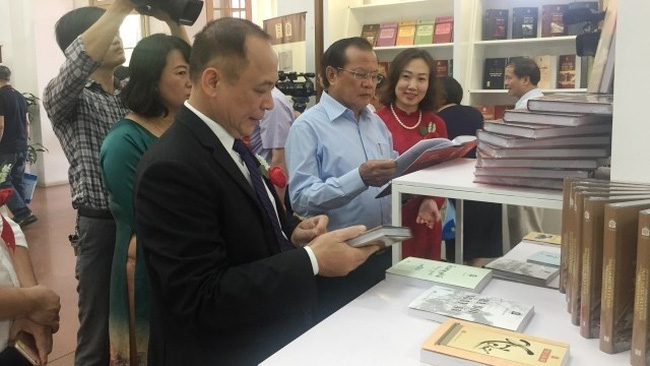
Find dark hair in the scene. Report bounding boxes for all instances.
[190,17,270,83]
[507,57,540,86]
[379,48,436,111]
[320,37,373,89]
[120,34,192,118]
[436,76,464,105]
[0,65,10,81]
[55,7,106,53]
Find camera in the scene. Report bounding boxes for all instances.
[563,6,606,57]
[132,0,204,26]
[276,71,317,113]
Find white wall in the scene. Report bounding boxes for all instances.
[610,0,650,183]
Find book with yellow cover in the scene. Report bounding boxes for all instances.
[395,20,416,46]
[421,319,570,366]
[522,232,562,246]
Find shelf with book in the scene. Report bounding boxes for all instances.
[466,0,596,108]
[343,0,455,72]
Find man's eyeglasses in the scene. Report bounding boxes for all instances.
[337,68,384,83]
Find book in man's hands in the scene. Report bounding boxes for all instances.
[485,258,559,287]
[346,225,411,248]
[386,256,492,292]
[376,135,477,198]
[409,285,534,332]
[421,319,570,366]
[483,119,612,139]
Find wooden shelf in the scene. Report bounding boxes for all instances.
[348,0,432,11]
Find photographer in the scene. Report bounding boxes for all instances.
[42,1,187,364]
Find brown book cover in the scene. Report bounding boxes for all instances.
[377,61,389,77]
[542,4,568,37]
[395,20,416,46]
[632,208,650,366]
[581,194,650,339]
[435,60,449,77]
[600,199,650,354]
[558,55,577,89]
[433,16,453,44]
[421,319,570,366]
[375,22,398,47]
[360,23,380,47]
[482,9,508,40]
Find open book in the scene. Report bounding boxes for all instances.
[376,135,477,198]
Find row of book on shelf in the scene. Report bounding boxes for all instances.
[384,232,571,365]
[361,16,452,48]
[560,179,650,365]
[484,54,592,90]
[483,2,598,41]
[472,93,613,191]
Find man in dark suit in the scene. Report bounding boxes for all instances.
[133,18,379,365]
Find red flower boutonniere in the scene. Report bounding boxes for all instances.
[255,155,287,188]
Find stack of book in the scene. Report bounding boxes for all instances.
[560,179,650,361]
[474,93,614,190]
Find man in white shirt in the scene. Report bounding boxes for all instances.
[0,218,60,365]
[504,57,545,246]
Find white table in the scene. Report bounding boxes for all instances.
[261,278,630,365]
[390,159,563,264]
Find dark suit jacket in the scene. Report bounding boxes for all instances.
[134,106,316,365]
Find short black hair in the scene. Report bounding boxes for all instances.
[0,65,10,81]
[190,17,271,83]
[436,76,464,105]
[120,34,192,118]
[507,57,540,86]
[379,48,436,111]
[320,37,373,89]
[55,7,106,53]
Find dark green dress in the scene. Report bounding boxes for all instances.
[100,119,157,365]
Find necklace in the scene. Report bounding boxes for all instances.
[390,103,422,130]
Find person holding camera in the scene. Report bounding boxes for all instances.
[42,1,187,364]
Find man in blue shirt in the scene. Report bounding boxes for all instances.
[286,37,397,322]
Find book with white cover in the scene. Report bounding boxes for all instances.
[386,257,492,292]
[527,251,561,268]
[485,258,559,287]
[527,93,613,115]
[476,156,600,170]
[408,285,535,332]
[346,225,412,248]
[478,141,610,159]
[477,130,610,149]
[502,109,611,126]
[483,120,612,139]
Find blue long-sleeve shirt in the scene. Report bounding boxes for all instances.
[286,92,396,231]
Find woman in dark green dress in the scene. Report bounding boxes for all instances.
[100,34,191,365]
